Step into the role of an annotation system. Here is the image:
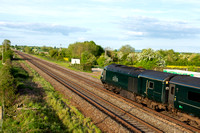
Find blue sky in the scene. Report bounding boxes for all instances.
[1,0,200,52]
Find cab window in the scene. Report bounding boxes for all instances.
[149,81,154,89]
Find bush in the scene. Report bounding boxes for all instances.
[70,64,92,71]
[0,59,16,108]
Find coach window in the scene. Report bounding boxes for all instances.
[149,81,154,89]
[188,91,200,103]
[171,86,175,95]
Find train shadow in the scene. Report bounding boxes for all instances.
[12,57,31,61]
[12,61,67,130]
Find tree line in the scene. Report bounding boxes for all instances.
[12,40,200,70]
[0,39,16,121]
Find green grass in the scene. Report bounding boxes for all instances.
[0,60,3,70]
[0,60,2,106]
[21,59,101,132]
[3,61,67,132]
[32,54,94,73]
[11,58,101,132]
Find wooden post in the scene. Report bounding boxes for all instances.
[0,106,2,131]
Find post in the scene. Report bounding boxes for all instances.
[2,43,3,64]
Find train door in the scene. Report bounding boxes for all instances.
[102,69,106,80]
[128,77,138,93]
[168,84,175,106]
[147,80,154,100]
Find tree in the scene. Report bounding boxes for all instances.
[119,45,135,54]
[2,39,11,51]
[49,49,58,58]
[67,41,104,59]
[97,54,113,67]
[2,39,13,62]
[24,46,32,54]
[136,48,165,69]
[81,51,96,65]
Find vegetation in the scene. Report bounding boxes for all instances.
[1,39,101,132]
[14,41,200,71]
[1,57,100,132]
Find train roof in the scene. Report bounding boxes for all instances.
[139,70,176,82]
[170,75,200,89]
[106,64,145,77]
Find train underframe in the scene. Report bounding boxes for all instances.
[102,82,200,128]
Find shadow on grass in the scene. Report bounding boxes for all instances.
[4,62,67,132]
[12,57,32,61]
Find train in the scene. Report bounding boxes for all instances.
[100,64,200,119]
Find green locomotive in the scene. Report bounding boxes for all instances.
[101,64,200,118]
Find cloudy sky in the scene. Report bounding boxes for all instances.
[1,0,200,52]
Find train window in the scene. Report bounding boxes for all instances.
[188,91,200,103]
[171,86,175,95]
[149,81,154,89]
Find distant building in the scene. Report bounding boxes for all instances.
[71,59,80,64]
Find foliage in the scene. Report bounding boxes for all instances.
[81,51,96,65]
[0,60,16,109]
[12,41,200,71]
[1,39,13,62]
[3,61,66,132]
[70,64,92,72]
[97,55,113,67]
[67,41,104,59]
[2,39,11,51]
[2,50,13,62]
[49,49,58,58]
[25,60,100,132]
[3,58,101,132]
[24,46,32,54]
[119,44,135,54]
[135,48,165,69]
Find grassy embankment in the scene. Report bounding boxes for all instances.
[31,54,102,79]
[32,54,80,71]
[0,60,2,106]
[2,58,101,132]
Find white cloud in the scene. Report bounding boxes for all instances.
[0,22,87,36]
[120,16,200,39]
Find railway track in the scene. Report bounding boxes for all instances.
[16,51,200,132]
[16,51,163,132]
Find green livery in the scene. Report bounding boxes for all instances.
[101,64,200,118]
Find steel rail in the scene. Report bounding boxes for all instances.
[19,52,200,133]
[17,51,163,133]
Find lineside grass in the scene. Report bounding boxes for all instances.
[2,58,101,132]
[0,60,3,70]
[0,60,2,106]
[3,61,66,132]
[22,59,101,132]
[31,54,73,69]
[31,54,94,73]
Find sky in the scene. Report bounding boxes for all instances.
[0,0,200,52]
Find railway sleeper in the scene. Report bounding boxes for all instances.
[177,112,200,127]
[104,83,200,127]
